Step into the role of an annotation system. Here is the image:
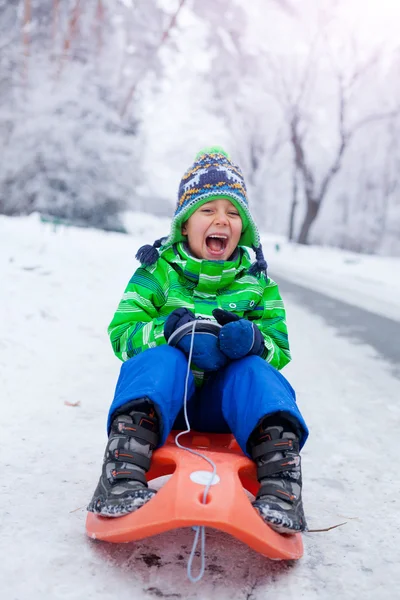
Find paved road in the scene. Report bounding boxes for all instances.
[274,274,400,380]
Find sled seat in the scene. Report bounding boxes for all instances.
[85,431,303,560]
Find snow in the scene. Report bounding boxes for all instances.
[261,234,400,322]
[1,213,400,599]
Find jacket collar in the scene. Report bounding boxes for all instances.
[161,242,251,294]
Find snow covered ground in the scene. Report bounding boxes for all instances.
[260,235,400,323]
[1,213,399,599]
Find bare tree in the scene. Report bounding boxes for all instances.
[376,119,400,249]
[288,162,298,242]
[268,42,399,245]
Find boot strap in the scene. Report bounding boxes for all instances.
[116,420,158,447]
[112,448,151,471]
[256,482,297,504]
[251,438,298,461]
[257,458,298,479]
[110,464,148,486]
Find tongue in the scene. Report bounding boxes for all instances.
[207,238,224,252]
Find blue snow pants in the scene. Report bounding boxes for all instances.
[107,346,309,457]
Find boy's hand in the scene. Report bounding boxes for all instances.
[164,308,228,371]
[164,308,196,342]
[212,309,264,360]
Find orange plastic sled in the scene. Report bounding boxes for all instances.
[86,431,303,560]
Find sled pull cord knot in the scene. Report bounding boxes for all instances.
[173,320,218,583]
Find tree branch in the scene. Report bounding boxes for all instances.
[271,0,298,17]
[290,111,315,199]
[315,63,399,202]
[317,78,348,201]
[294,33,321,108]
[350,108,400,136]
[120,0,187,117]
[57,0,82,78]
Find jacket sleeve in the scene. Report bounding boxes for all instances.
[107,264,168,361]
[247,276,291,370]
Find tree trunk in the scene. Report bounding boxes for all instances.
[288,166,298,242]
[23,0,31,82]
[297,197,319,244]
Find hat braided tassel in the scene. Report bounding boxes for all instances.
[248,244,268,277]
[135,238,164,266]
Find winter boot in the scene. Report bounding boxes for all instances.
[87,399,159,517]
[249,418,307,534]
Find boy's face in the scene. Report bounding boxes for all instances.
[182,198,242,261]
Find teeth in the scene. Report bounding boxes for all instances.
[208,235,228,239]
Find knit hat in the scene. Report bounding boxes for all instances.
[136,146,268,276]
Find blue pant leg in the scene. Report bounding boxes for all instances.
[108,345,195,446]
[184,374,231,433]
[212,356,309,456]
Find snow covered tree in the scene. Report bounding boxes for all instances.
[0,0,173,230]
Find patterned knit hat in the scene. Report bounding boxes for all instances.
[166,146,260,248]
[136,146,268,276]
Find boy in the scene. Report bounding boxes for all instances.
[87,147,309,534]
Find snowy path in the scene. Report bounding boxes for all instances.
[1,217,399,599]
[275,274,400,379]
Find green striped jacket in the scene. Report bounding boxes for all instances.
[108,242,291,384]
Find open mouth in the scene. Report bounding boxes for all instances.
[205,234,229,255]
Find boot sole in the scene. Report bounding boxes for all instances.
[88,489,157,518]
